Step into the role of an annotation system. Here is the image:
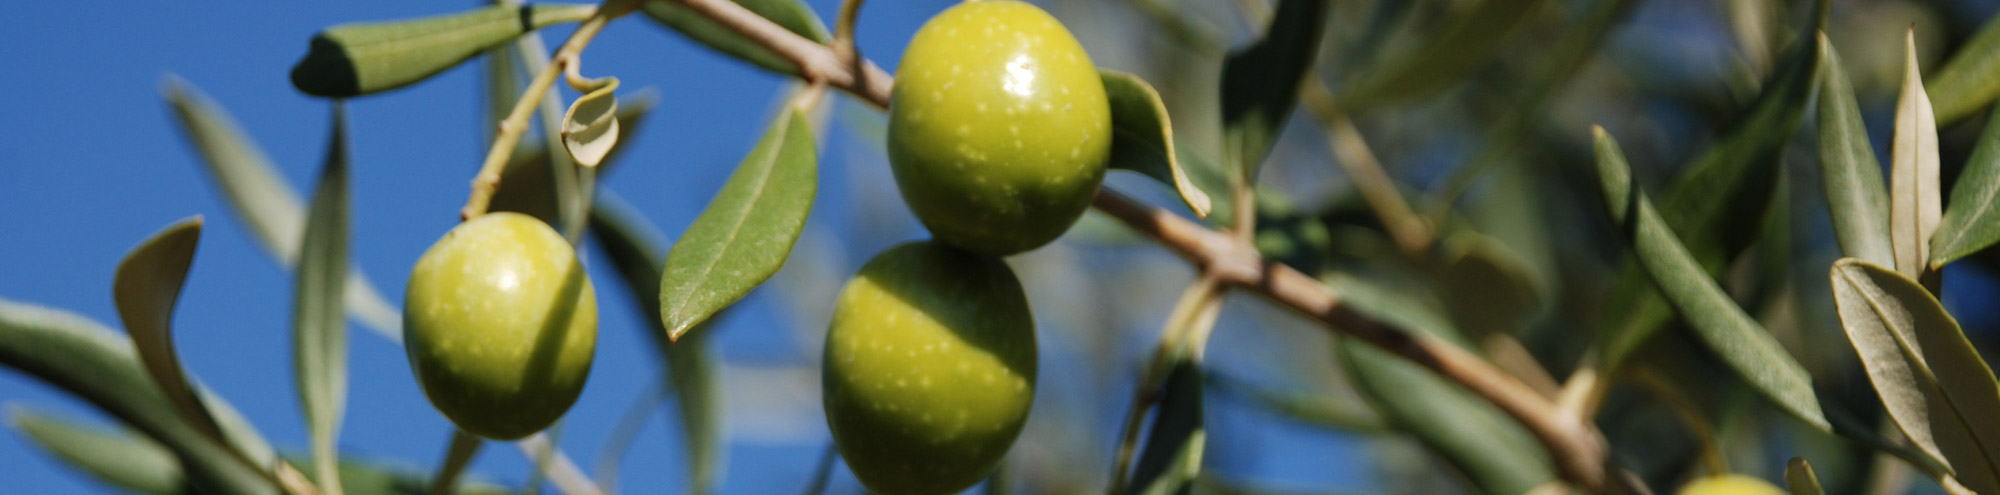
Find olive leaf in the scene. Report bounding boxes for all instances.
[0,299,275,495]
[291,3,597,97]
[1335,0,1541,108]
[658,110,816,342]
[1930,107,2000,268]
[1814,34,1894,268]
[590,190,726,495]
[1889,31,1941,280]
[1785,458,1824,495]
[562,78,621,168]
[1220,0,1329,180]
[113,217,226,447]
[494,92,658,226]
[640,0,828,77]
[1102,70,1211,218]
[1925,12,2000,125]
[162,78,402,343]
[6,405,185,495]
[295,105,351,495]
[1592,128,1828,430]
[1124,359,1205,495]
[1831,259,2000,494]
[1434,231,1545,341]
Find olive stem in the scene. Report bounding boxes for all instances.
[1299,83,1434,259]
[803,443,838,495]
[519,432,605,495]
[661,0,1613,491]
[1106,277,1222,494]
[430,429,485,495]
[830,0,865,66]
[460,5,622,221]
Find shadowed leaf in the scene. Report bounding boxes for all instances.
[7,406,185,495]
[1926,14,2000,125]
[1102,70,1211,217]
[1930,109,2000,268]
[290,4,597,97]
[1593,128,1828,430]
[1336,0,1541,108]
[1125,359,1205,495]
[659,110,816,341]
[1221,0,1328,180]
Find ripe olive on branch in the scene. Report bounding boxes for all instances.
[403,212,598,440]
[822,241,1037,495]
[1675,475,1787,495]
[887,0,1111,256]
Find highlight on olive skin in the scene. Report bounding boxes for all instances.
[886,0,1111,256]
[822,241,1037,495]
[402,212,599,440]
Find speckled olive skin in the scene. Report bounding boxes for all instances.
[887,0,1111,256]
[822,242,1037,495]
[403,212,598,440]
[1675,475,1788,495]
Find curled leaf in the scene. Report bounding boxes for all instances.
[1101,70,1210,217]
[291,4,597,97]
[563,78,621,168]
[113,218,224,444]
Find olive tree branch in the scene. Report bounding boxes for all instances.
[460,5,627,221]
[658,0,1610,491]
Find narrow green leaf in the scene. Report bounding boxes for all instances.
[1926,13,2000,125]
[1125,359,1205,495]
[0,299,274,495]
[1931,110,2000,267]
[295,106,351,495]
[290,4,597,97]
[562,79,621,168]
[1101,70,1211,218]
[590,190,725,494]
[641,0,829,77]
[1328,273,1553,495]
[658,110,816,341]
[114,217,225,446]
[162,78,402,343]
[1785,458,1823,495]
[1831,259,2000,494]
[1336,0,1541,108]
[1890,31,1942,280]
[1220,0,1328,179]
[1600,2,1825,368]
[1814,35,1894,267]
[1592,128,1828,430]
[6,406,185,495]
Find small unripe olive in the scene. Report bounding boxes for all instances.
[403,212,597,440]
[822,241,1037,495]
[1675,475,1788,495]
[887,0,1111,256]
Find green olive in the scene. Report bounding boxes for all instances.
[403,212,597,440]
[1675,475,1788,495]
[887,0,1111,256]
[822,241,1037,495]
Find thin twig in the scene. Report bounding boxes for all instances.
[1107,278,1223,494]
[803,443,837,495]
[431,429,485,495]
[664,1,1611,491]
[592,378,672,492]
[518,433,607,495]
[461,7,619,220]
[1300,83,1433,258]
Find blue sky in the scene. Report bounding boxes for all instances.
[0,1,1372,493]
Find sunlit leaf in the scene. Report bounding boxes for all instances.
[1925,13,2000,125]
[1336,0,1541,108]
[6,406,185,495]
[658,110,816,341]
[1830,259,2000,493]
[113,217,225,448]
[640,0,829,77]
[295,106,351,495]
[1814,35,1894,268]
[563,79,621,168]
[1592,128,1828,430]
[0,299,274,495]
[162,78,402,343]
[1125,359,1205,495]
[1930,109,2000,268]
[1102,70,1211,217]
[1220,0,1328,180]
[1889,31,1941,280]
[591,190,725,494]
[1329,273,1553,495]
[290,4,597,97]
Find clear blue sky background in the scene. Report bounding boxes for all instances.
[0,1,1375,493]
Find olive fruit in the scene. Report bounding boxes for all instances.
[887,0,1111,256]
[1675,475,1787,495]
[403,212,598,440]
[823,241,1037,495]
